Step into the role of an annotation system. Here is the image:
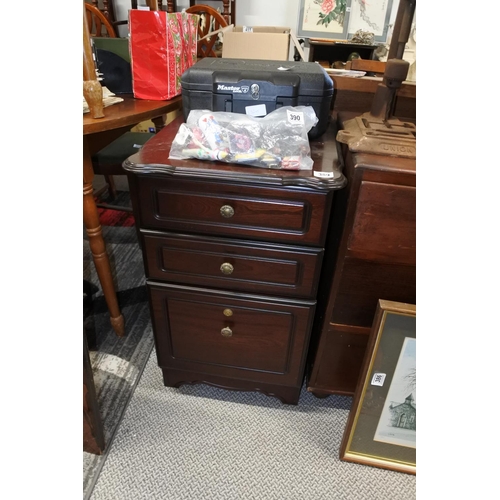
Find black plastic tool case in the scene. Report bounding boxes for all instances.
[181,58,334,139]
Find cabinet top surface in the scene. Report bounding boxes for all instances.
[124,115,347,191]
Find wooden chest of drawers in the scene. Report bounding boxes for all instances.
[124,116,346,404]
[306,113,416,397]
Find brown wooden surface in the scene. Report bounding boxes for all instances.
[309,323,370,396]
[162,368,302,404]
[130,176,333,246]
[85,2,117,37]
[83,95,183,135]
[331,75,416,98]
[142,232,324,298]
[126,115,345,403]
[167,0,234,25]
[84,332,105,454]
[185,5,228,58]
[83,96,183,337]
[345,59,387,75]
[148,283,316,404]
[146,0,159,10]
[124,115,346,190]
[331,259,416,326]
[306,112,416,397]
[90,0,135,30]
[330,76,416,119]
[90,0,117,23]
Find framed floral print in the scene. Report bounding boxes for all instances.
[340,300,416,474]
[297,0,352,40]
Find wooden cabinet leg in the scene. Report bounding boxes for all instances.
[83,137,125,337]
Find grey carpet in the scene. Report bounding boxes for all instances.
[83,223,154,500]
[90,349,416,500]
[84,194,416,500]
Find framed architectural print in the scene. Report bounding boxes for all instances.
[340,300,416,474]
[297,0,352,40]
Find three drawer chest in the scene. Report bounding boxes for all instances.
[124,116,346,404]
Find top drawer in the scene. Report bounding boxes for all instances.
[131,176,333,246]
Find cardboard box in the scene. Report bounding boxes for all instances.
[222,26,291,61]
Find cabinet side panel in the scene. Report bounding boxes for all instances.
[348,182,416,265]
[331,259,416,327]
[309,324,369,395]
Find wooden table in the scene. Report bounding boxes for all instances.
[83,95,182,336]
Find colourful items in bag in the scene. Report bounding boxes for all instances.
[169,108,318,170]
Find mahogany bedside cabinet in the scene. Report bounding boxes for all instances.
[123,115,346,404]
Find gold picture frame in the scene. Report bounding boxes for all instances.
[340,300,416,475]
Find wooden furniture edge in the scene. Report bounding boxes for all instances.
[330,75,416,99]
[83,96,183,135]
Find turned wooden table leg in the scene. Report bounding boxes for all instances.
[83,136,125,337]
[84,331,105,454]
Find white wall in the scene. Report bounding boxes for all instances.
[113,0,412,63]
[115,0,403,35]
[113,0,302,56]
[114,1,301,32]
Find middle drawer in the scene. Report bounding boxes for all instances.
[142,231,324,299]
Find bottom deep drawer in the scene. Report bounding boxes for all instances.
[148,282,316,387]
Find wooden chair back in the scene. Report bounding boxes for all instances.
[88,1,138,32]
[186,4,228,58]
[167,1,234,26]
[85,3,117,37]
[89,0,116,23]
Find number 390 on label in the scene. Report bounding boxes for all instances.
[287,110,304,125]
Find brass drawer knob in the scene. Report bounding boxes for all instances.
[221,327,233,337]
[223,309,233,317]
[220,263,234,275]
[220,205,235,218]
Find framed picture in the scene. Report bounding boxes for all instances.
[347,0,395,42]
[297,0,352,41]
[340,299,416,474]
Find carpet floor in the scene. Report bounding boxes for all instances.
[90,348,416,500]
[83,192,153,500]
[84,191,416,500]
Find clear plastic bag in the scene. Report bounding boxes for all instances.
[168,106,319,170]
